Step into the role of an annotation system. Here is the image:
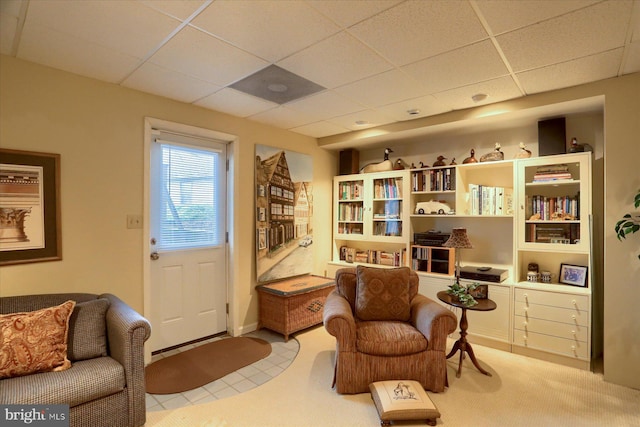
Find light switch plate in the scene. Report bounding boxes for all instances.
[127,214,143,229]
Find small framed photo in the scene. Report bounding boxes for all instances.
[559,263,588,287]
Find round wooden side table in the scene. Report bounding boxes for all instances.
[437,291,497,378]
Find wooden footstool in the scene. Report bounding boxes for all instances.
[369,380,441,426]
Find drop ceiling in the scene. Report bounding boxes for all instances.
[1,0,638,144]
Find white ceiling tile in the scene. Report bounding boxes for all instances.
[402,40,509,94]
[138,0,208,21]
[122,62,221,103]
[191,0,340,62]
[290,121,351,138]
[286,90,366,120]
[249,106,318,129]
[433,76,522,111]
[476,0,600,35]
[375,95,452,122]
[17,24,141,83]
[349,0,487,66]
[334,69,425,108]
[195,87,278,117]
[518,49,624,95]
[496,0,632,72]
[0,12,18,55]
[307,0,403,28]
[327,109,396,131]
[25,0,181,59]
[148,26,268,86]
[277,32,393,89]
[623,40,640,74]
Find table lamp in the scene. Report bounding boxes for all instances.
[443,228,473,284]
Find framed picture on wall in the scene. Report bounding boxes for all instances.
[559,263,588,287]
[255,144,313,284]
[0,148,62,265]
[258,228,267,250]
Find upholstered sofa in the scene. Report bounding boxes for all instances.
[0,293,151,427]
[323,266,457,394]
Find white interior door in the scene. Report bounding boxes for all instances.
[148,132,227,352]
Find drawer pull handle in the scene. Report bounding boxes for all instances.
[572,300,577,306]
[571,315,576,320]
[571,330,576,335]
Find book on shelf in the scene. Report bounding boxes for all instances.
[527,194,579,220]
[529,222,580,244]
[468,184,513,215]
[533,164,573,182]
[339,247,406,267]
[374,177,403,199]
[411,168,455,192]
[339,181,363,200]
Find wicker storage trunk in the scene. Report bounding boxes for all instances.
[257,275,335,341]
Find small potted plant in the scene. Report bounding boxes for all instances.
[446,282,480,307]
[614,189,640,260]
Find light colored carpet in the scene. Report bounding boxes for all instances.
[145,326,640,427]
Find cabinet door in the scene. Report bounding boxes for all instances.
[418,275,511,343]
[517,153,591,252]
[334,176,366,240]
[461,280,511,343]
[368,171,409,243]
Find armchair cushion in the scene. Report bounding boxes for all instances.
[356,321,428,356]
[355,266,413,321]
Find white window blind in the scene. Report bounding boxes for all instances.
[158,143,220,250]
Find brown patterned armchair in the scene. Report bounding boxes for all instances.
[323,266,457,394]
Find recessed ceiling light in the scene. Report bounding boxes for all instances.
[407,108,421,115]
[267,83,288,93]
[355,120,369,126]
[472,93,488,103]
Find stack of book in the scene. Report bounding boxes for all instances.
[340,246,406,266]
[533,164,572,182]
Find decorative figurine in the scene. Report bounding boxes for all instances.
[410,163,416,169]
[432,155,446,167]
[463,149,478,164]
[514,142,532,159]
[569,137,584,153]
[394,158,408,170]
[360,148,394,173]
[419,161,426,168]
[449,158,457,165]
[480,142,504,162]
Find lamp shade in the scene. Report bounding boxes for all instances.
[443,228,473,249]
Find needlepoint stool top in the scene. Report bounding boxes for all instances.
[369,380,440,426]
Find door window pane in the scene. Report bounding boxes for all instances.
[159,144,219,249]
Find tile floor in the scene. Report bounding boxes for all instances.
[146,329,300,412]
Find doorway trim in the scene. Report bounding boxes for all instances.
[143,117,238,363]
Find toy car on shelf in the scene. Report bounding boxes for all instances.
[415,201,452,215]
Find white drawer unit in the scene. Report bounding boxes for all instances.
[513,287,590,361]
[513,330,589,359]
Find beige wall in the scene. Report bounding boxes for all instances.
[0,56,337,334]
[1,55,638,389]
